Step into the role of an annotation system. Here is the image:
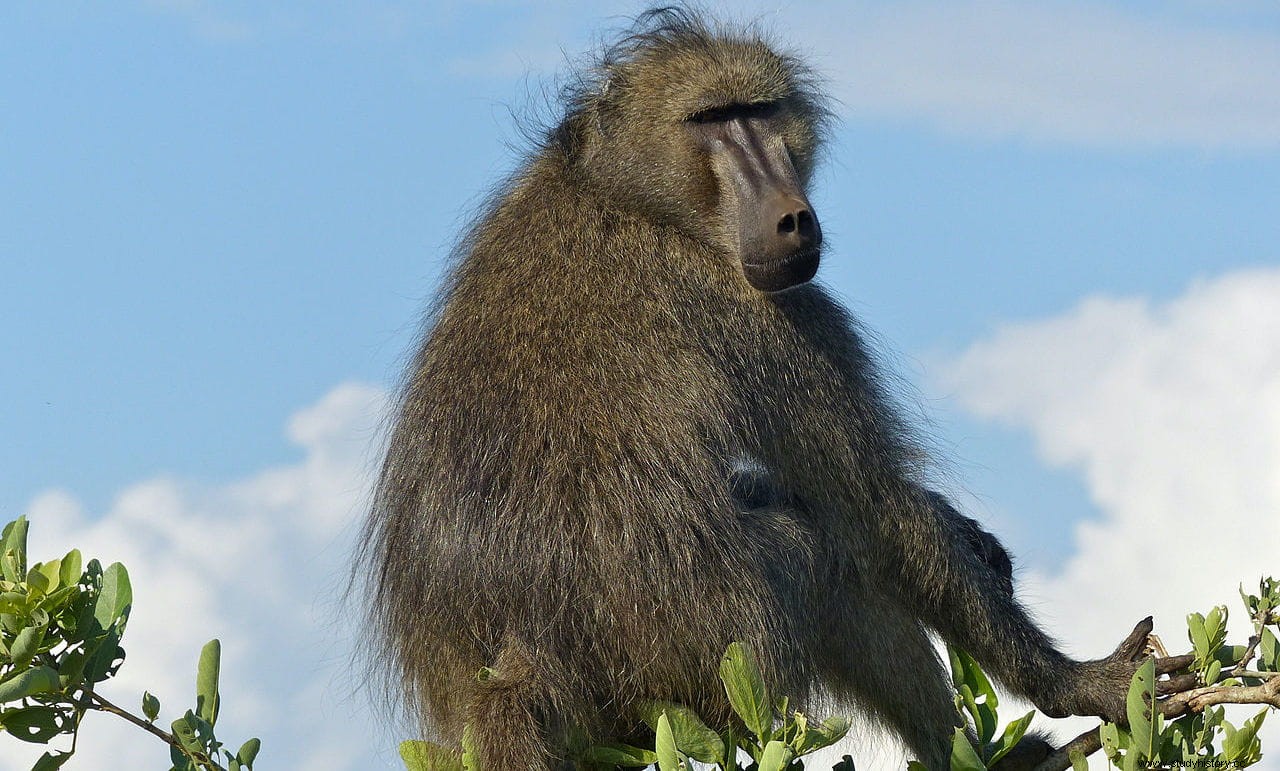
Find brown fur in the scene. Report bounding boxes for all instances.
[364,9,1148,769]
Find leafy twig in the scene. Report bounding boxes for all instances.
[86,691,226,771]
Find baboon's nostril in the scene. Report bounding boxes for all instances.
[796,209,814,237]
[778,213,796,234]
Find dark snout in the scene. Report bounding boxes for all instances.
[703,116,822,293]
[745,191,821,292]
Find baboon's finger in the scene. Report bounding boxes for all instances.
[1157,673,1199,695]
[1112,617,1155,661]
[1155,654,1195,674]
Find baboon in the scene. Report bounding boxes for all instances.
[366,9,1191,769]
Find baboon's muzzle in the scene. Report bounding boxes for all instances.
[706,116,822,292]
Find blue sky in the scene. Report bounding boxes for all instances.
[4,2,1280,769]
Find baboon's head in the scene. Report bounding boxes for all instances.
[557,10,830,293]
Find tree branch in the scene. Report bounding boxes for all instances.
[87,691,226,771]
[1032,726,1101,771]
[1160,674,1280,715]
[1031,674,1280,771]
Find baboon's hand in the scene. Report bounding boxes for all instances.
[1039,617,1196,723]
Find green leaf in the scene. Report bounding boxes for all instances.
[1,517,29,581]
[40,585,79,617]
[655,712,682,771]
[32,751,73,771]
[652,704,723,765]
[1121,742,1141,771]
[950,648,999,743]
[1204,606,1222,633]
[1068,748,1089,771]
[948,647,998,708]
[1241,582,1257,615]
[55,649,86,690]
[1100,722,1128,760]
[1205,606,1227,645]
[187,710,216,748]
[398,739,429,771]
[143,690,161,722]
[36,559,62,592]
[1195,706,1224,752]
[171,712,206,756]
[1,554,20,586]
[957,684,980,735]
[793,714,850,756]
[0,591,25,615]
[1204,659,1221,685]
[1223,709,1268,763]
[757,739,795,771]
[58,550,82,590]
[720,641,772,741]
[789,709,807,749]
[171,743,196,771]
[1170,715,1196,757]
[28,606,49,628]
[25,566,50,596]
[1260,627,1278,671]
[460,725,477,771]
[949,727,987,771]
[579,742,659,767]
[398,739,463,771]
[9,624,44,668]
[0,705,67,743]
[986,711,1035,767]
[1187,612,1209,663]
[0,665,61,702]
[1265,576,1280,608]
[82,628,123,683]
[93,562,132,633]
[197,639,221,726]
[237,738,261,768]
[1125,658,1158,759]
[1216,645,1248,668]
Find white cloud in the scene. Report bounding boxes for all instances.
[1,383,397,771]
[445,0,1280,150]
[941,267,1280,765]
[798,0,1280,148]
[11,264,1280,769]
[134,0,1280,148]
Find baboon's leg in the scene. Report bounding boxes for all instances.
[465,643,559,771]
[822,591,958,769]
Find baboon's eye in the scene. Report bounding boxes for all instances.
[686,101,780,124]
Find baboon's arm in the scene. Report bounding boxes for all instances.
[885,488,1193,724]
[919,489,1013,597]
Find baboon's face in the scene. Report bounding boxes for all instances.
[684,100,821,292]
[582,40,825,293]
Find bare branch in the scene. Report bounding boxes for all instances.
[1235,632,1262,672]
[1158,675,1280,717]
[1187,675,1280,712]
